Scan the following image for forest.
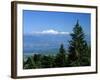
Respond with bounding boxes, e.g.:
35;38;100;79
23;21;91;69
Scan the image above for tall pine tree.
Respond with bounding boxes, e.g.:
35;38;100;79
68;20;90;66
54;44;67;67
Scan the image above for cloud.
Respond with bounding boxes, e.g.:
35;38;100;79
41;29;59;34
31;29;70;35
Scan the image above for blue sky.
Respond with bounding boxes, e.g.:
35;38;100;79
23;10;91;35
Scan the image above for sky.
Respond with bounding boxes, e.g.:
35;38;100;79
23;10;91;35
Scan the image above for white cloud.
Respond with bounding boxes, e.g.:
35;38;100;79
42;29;59;34
31;29;70;35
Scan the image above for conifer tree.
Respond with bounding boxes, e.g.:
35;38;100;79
55;44;66;67
68;20;90;66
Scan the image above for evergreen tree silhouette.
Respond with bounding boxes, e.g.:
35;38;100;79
68;20;90;66
55;44;66;67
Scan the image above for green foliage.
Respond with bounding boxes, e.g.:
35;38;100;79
23;44;68;69
33;54;42;68
54;44;68;67
24;56;36;69
67;20;91;66
41;55;54;68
